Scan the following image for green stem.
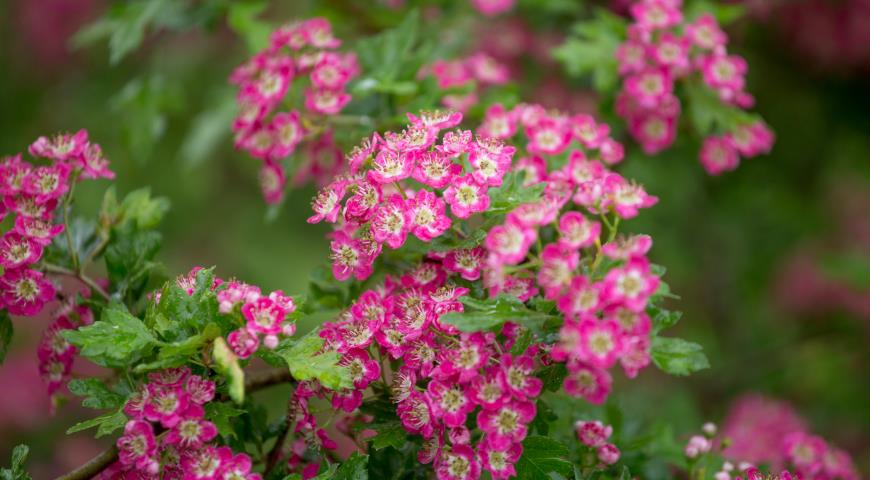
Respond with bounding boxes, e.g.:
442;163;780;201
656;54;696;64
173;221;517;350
62;170;81;271
42;262;110;301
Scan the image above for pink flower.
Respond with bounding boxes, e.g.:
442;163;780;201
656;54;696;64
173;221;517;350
468;368;509;410
307;180;347;223
227;327;260;359
628;113;677;155
616;40;648;76
397;391;435;438
143;384;189;428
563;362;612;404
602;234;653;260
443;174;490;219
784;432;827;477
413;151;462;189
538;243;579;300
165;404;218;449
217;451;259;480
329;231;374;281
185;375;216;404
0;268;55;316
439;129;473;156
444;247;486;281
181;445;225;480
557;212;600;250
479;104;518;139
242;297;286;334
22;164;71;201
650;33;690;73
13;216;64;245
408;111;464;131
602;257;660;311
0;155;32;196
499;354;542;399
477;398;536;449
344;178;382;222
147;367;190;388
603;174;659;219
630;0;682;30
435;444;480;480
79;143;114;179
575;319;624;368
728;122;775;158
268;111;303;159
597;443;621;465
0;232;43;269
340;349;381;389
427;379;475;428
685;14;727;50
28;129;88;162
485;218;537;265
479;440;522;480
116;420;157;471
624;68;673;109
407;190;452;241
700;135;740;175
433;333;490;382
371;194;411;249
369;148;414;184
304;88;351;115
556;276;602;319
575;420;613;448
469;147;511;187
526;117;572;156
700;54;747;92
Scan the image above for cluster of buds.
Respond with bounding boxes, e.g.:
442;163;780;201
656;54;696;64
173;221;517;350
575;420;621;467
230;17;359;203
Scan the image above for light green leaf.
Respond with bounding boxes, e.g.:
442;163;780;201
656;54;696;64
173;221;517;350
552;9;626;92
213;337;245;404
62;304;157;368
440;295;557;333
276;331;351;390
333;452;368;480
227;1;272;52
66;409;128;438
651;337;710;376
0;444;32;480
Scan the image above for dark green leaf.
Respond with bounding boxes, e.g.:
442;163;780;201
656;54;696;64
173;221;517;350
62;303;157;368
685;79;757;135
650;308;682;334
537;363;568;392
367;421;408;451
152;268;222;339
0;444;31;480
205;402;245;438
68;378;125;410
514;436;574;480
104;228;162;300
651;337;710;376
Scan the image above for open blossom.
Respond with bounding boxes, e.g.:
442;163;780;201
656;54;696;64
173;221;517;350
117;420;158;472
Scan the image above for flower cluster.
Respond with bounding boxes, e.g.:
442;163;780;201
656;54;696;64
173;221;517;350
230;17;359;203
317;272;545;480
575;420;621;467
0;130;113;317
37;294;94;399
614;0;774;173
423;53;511;112
477;104;659;404
310;110;520;281
718;396;859;480
100;366;261;480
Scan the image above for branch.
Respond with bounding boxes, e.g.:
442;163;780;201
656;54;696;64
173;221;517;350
42;263;111;301
53;445;118;480
55;368;295;480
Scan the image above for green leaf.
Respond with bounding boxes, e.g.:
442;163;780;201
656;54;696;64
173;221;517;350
510;326;534;356
353;10;424;93
118;188;170;230
487;172;547;215
537;363;568;392
213;337;245;404
181;90;237;168
333;452;369;480
276;332;351;390
62;303;157;368
0;312;11;365
104;228;163;300
67;379;125;410
514;436;574;480
0;445;32;480
819;251;870;289
650;308;682;334
553;9;626;92
66;409;128;438
651;337;710;376
227;1;272;52
152;268;222;339
366;421;408;451
685;79;757;135
440;295;557;333
205;402;245;438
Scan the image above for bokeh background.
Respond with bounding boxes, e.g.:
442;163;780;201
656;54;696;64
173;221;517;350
1;0;867;477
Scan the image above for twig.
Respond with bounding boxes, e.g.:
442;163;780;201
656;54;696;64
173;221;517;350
264;394;296;473
42;263;110;301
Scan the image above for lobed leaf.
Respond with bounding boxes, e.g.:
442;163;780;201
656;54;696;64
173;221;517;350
651;337;710;376
62;303;157;368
